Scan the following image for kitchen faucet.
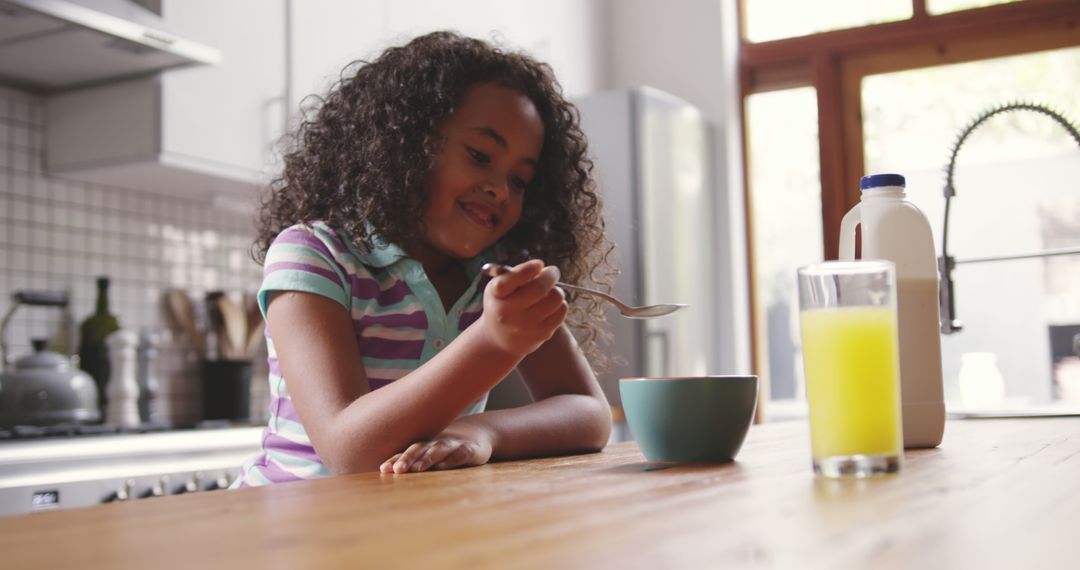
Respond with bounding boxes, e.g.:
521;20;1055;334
938;101;1080;334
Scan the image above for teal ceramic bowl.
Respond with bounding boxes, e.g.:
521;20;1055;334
620;375;759;463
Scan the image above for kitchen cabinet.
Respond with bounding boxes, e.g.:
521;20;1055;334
45;0;286;197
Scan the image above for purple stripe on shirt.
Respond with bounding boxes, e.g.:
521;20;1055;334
356;311;428;329
369;279;413;305
268;357;281;378
357;337;425;360
266;261;344;289
459;310;482;330
249;455;306;484
273;227;336;253
351;277;381;300
368;378;394;390
268;396;302;423
350;278;411;305
318;225;353;256
264;432;322;464
383;279;414;302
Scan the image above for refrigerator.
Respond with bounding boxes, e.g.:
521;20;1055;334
575;87;720;409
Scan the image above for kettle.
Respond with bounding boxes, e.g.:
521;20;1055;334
0;291;101;426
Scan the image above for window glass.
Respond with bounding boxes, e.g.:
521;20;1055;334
927;0;1022;15
862;47;1080;410
746;87;822;413
744;0;911;43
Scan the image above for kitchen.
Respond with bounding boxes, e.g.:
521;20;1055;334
2;0;1080;567
0;0;746;512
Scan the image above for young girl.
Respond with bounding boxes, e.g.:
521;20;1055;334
234;30;615;486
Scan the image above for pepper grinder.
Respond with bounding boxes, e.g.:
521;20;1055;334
106;330;141;427
137;330;161;425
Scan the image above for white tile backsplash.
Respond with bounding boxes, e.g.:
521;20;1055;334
0;87;264;362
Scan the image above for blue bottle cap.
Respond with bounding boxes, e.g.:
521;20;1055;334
860;173;906;190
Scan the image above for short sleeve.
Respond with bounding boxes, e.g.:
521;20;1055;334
258;224;352;315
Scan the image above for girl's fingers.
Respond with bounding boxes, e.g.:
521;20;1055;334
387;441;468;473
493;267;560;311
387;438;487;473
411;441;455;472
518;266;561;302
488;260;545;299
380;453;403;473
434;442;474;470
540;301;569;330
393;442;429;473
529;287;567;319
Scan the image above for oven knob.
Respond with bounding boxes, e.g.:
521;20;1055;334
105;479;136;503
175;472;203;494
204;476;231;491
140;476;168;499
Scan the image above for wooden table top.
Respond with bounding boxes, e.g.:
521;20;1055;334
2;417;1078;569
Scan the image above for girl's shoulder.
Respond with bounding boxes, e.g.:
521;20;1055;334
268;222;367;270
270;221;414;277
261;222;367;311
272;221;341;245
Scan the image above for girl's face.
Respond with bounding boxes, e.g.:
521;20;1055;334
416;82;544;266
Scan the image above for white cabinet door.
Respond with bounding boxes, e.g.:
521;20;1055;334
46;0;286;196
161;0;286;182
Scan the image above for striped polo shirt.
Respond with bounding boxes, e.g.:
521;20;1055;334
233;222;494;487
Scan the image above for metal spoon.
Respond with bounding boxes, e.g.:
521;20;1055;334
481;263;687;319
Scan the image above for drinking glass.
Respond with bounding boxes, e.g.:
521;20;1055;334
797;260;903;477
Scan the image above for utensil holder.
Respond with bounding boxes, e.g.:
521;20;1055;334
201;360;253;421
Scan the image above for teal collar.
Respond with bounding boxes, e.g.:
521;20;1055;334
342;224;499;279
357;234;408;269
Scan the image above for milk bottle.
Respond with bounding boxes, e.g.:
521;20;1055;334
839;173;945;448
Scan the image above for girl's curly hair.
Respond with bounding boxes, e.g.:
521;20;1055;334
255;30;615;370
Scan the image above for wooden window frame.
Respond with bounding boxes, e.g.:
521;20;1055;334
737;0;1080;411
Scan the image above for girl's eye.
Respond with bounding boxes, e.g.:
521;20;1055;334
466;147;490;165
510;177;529;191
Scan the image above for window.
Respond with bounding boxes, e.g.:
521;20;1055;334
862;47;1080;408
928;0;1022;15
746;88;821;409
743;0;911;43
738;0;1080;416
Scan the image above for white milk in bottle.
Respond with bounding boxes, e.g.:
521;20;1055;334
839;173;945;448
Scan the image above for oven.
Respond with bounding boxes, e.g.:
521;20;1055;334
0;423;263;517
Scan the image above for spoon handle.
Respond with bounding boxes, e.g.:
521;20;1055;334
553;282;628;310
480;263;627;309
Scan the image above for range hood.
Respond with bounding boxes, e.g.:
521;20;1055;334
0;0;221;92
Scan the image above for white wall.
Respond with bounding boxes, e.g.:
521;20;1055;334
608;0;728;120
607;0;752;374
288;0;610;113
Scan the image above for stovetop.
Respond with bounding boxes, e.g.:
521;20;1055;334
0;421;235;441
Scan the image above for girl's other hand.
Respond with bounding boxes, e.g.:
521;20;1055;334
379;422;494;474
479;259;567;357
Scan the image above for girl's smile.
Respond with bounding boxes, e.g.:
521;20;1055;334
411;82;544;271
459;200;499;229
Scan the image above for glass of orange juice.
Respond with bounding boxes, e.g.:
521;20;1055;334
797;260;903;477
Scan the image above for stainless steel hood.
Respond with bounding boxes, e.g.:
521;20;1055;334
0;0;221;92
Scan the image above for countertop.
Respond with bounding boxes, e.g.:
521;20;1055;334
0;426;264;487
2;418;1078;569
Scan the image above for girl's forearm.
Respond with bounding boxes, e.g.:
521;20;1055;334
326;324;521;472
453;393;612;461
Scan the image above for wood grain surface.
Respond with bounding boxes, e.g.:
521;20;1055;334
2;418;1078;569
